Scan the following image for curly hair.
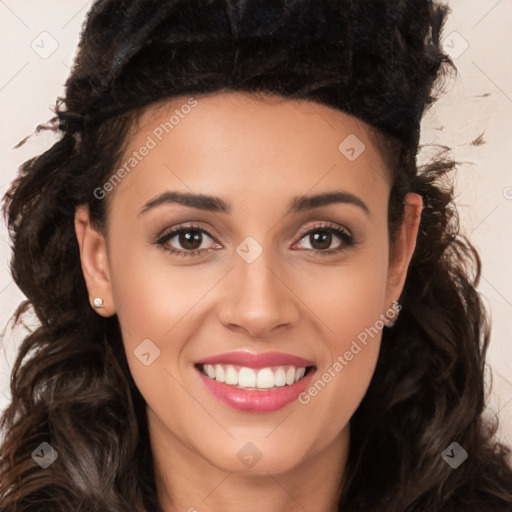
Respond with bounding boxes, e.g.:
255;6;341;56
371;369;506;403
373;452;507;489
1;1;512;511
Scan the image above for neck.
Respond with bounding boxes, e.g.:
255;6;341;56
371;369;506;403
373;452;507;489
149;408;350;512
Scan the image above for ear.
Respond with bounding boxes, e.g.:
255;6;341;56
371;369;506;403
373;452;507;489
385;192;423;305
74;205;116;316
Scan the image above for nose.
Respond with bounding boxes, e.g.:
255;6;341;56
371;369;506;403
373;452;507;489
217;250;301;339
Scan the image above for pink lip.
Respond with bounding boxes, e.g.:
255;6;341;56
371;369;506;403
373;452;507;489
197;369;316;412
196;351;316;412
195;351;315;369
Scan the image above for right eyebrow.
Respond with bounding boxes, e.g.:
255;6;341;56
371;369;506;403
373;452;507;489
139;191;230;216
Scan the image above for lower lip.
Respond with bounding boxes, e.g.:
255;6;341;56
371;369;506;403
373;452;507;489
197;368;316;412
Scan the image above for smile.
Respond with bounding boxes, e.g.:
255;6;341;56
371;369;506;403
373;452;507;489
198;363;309;390
195;351;316;412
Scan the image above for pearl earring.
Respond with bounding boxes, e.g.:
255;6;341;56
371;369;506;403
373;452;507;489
384;300;400;328
93;297;104;308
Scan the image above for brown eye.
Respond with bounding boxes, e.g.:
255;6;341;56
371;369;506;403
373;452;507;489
306;231;334;251
294;223;355;255
155;225;219;257
175;229;204;251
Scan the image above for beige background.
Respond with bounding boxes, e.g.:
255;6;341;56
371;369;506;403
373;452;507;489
0;1;511;454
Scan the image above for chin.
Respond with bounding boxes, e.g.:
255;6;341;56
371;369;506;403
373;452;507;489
201;437;311;476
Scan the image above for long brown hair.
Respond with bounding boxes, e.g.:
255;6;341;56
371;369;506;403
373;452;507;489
2;1;512;511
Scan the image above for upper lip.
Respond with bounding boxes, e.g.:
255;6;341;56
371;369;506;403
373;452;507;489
195;351;315;369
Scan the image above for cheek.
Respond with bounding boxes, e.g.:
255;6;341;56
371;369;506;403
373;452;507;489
108;262;199;428
315;238;390;345
296;244;389;443
297;321;382;454
106;239;226;402
108;232;214;347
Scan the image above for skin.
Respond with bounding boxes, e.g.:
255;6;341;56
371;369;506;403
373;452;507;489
74;91;422;512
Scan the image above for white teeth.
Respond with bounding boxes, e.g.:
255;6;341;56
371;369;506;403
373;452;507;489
224;365;238;385
257;368;275;388
201;364;309;390
239;367;256;388
206;365;216;379
295;367;305;381
214;364;225;383
274;368;286;387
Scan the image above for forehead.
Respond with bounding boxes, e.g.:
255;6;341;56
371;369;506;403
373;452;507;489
107;91;390;216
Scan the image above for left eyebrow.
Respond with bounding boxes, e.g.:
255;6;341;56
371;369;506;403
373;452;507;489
138;190;370;218
286;191;371;218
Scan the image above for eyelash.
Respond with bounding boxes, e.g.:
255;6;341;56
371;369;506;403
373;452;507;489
154;221;357;258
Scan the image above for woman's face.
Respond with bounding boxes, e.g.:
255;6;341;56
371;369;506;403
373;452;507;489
75;91;421;478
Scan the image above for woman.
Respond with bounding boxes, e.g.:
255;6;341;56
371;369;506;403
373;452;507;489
1;1;511;511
